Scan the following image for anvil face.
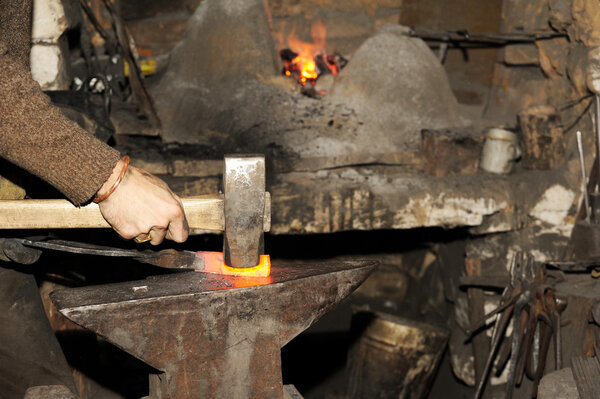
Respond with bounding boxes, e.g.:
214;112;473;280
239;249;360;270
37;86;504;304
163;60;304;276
51;260;377;399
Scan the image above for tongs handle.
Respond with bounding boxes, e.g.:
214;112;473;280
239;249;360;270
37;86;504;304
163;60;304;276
19;239;145;258
19;239;199;270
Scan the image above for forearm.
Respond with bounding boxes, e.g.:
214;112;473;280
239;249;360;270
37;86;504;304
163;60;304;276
0;42;121;205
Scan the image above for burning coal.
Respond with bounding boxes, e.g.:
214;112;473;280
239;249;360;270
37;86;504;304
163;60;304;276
279;20;347;88
280;49;347;86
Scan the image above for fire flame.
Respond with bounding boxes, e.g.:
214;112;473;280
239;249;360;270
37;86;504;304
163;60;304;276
293;54;318;85
280;20;342;87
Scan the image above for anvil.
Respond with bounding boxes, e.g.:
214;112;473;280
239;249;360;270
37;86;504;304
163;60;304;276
50;259;377;398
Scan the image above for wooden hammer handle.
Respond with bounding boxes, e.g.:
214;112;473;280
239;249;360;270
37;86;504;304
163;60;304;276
0;196;225;231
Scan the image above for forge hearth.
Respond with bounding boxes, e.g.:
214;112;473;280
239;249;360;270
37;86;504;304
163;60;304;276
150;0;466;172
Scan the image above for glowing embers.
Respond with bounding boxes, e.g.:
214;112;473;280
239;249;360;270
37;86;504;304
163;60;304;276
279;20;347;90
280;49;346;87
195;251;271;277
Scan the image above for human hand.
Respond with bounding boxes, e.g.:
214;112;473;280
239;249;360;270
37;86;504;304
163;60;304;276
97;159;189;245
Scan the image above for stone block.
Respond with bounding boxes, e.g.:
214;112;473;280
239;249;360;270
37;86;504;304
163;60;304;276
172;159;222;177
572;0;600;47
567;44;590;96
587;46;600;94
421;128;483;177
537;37;569;78
549;0;572;32
24;385;78;399
501;0;552;33
538;368;579;399
518;105;565;170
504;44;539;65
130;158;172;175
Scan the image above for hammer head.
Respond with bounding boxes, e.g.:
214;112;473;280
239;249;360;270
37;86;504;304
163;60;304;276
223;155;268;268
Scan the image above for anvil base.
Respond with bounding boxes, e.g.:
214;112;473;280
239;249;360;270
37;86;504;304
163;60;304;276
51;260;377;399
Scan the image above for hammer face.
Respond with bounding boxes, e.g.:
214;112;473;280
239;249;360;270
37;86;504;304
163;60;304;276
223;155;266;268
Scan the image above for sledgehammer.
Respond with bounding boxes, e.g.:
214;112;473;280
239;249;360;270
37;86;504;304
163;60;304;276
0;154;270;271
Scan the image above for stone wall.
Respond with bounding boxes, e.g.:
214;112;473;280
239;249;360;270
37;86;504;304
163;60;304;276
485;0;599;129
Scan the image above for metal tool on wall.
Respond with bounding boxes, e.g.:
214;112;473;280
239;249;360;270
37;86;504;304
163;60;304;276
564;112;600;263
592;95;600;221
577;97;600;223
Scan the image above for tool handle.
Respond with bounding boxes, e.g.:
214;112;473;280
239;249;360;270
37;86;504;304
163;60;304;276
0;196;225;231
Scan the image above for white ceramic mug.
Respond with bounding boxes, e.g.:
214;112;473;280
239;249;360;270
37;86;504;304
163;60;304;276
480;128;521;174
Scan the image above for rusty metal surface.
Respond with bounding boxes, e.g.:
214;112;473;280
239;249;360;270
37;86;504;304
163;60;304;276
223;155;266;268
51;259;377;399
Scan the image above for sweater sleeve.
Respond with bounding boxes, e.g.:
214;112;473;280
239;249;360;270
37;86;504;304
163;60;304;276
0;42;122;205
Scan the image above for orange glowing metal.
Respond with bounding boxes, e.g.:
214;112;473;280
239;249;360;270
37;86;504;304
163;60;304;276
195;251;271;277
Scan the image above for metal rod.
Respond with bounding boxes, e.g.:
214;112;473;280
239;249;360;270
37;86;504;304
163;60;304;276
596;95;600;193
408;28;566;45
577;131;591;222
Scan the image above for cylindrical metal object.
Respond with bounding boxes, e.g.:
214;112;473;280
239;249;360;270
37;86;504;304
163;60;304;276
479;128;521;175
346;311;449;399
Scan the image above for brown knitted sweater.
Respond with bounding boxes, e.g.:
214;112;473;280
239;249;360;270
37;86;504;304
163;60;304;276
0;0;121;205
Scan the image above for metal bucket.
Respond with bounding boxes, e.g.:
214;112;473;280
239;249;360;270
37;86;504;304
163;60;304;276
346;311;449;399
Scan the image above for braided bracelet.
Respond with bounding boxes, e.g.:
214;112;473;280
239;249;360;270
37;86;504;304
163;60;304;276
94;155;130;203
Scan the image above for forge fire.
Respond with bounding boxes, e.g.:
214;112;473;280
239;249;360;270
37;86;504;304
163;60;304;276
280;48;347;86
279;20;347;87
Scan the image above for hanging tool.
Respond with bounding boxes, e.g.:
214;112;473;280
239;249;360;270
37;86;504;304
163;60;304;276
591;95;600;223
577;131;591;223
462;252;567;399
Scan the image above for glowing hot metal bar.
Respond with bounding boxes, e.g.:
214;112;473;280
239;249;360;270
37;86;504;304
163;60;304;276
197;251;271;277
